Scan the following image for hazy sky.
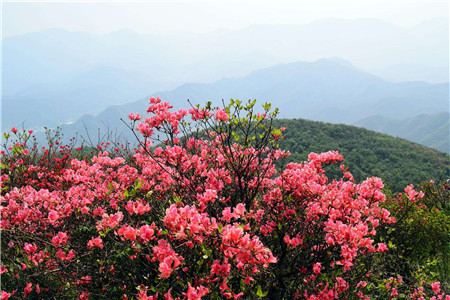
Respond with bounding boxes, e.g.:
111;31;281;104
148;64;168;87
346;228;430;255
2;0;448;38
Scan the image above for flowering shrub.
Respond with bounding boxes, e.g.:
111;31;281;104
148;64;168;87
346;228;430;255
1;98;448;299
375;180;450;291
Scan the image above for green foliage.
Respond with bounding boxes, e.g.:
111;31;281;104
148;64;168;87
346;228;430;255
274;118;450;192
377;180;450;292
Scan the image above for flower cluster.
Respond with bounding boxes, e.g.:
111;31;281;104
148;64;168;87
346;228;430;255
1;98;447;299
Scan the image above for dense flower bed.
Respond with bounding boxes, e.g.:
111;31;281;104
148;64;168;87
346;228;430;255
1;98;448;299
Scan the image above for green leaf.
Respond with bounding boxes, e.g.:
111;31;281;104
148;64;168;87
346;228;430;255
256;285;268;297
134;178;143;189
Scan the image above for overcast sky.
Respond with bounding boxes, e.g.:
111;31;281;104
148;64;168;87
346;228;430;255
1;0;448;38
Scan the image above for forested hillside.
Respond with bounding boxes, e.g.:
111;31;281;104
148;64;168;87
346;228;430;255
354;112;450;153
274;118;450;192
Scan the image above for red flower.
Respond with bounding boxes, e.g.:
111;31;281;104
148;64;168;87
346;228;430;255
431;282;441;294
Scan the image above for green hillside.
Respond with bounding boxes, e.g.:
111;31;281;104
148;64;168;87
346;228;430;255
274;118;450;192
354;112;450;153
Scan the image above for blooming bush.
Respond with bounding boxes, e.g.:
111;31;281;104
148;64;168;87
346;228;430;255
1;98;448;299
375;180;450;291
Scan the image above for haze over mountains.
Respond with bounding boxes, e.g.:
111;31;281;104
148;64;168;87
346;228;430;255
2;18;449;153
50;58;448;153
354;112;450;153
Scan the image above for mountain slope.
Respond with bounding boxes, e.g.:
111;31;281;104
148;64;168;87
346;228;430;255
3;18;448;129
2;66;160;130
354;113;450;153
5;18;446;95
33;115;449;194
48;58;448;151
274;118;450;192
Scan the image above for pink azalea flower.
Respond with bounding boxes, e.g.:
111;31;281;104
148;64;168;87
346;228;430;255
431;282;440;294
215;109;229;122
87;236;104;250
377;243;388;253
48;210;59;223
128;112;141;121
313;262;322;274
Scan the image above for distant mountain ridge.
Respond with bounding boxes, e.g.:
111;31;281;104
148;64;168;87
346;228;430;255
2;66;160;129
28;58;447;153
3;18;448;130
354;112;450;153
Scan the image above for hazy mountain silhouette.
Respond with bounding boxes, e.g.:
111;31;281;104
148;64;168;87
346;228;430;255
3;18;448;129
2;66;161;129
47;58;448;152
354;112;450;153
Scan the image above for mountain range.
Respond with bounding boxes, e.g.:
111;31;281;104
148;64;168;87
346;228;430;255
354;112;449;153
2;18;448;130
41;58;448;153
2;19;449;154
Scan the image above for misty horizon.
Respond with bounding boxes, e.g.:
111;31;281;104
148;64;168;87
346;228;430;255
3;16;449;39
2;2;449;153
